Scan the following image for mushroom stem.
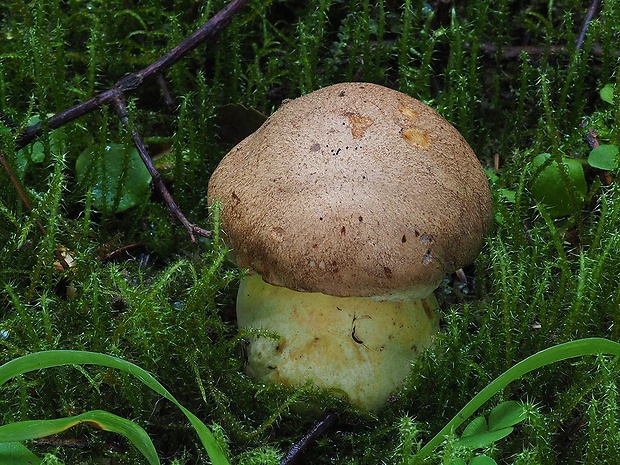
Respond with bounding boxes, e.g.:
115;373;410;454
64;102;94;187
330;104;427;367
236;274;439;413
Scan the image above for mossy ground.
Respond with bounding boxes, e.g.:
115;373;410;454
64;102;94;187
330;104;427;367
1;1;620;464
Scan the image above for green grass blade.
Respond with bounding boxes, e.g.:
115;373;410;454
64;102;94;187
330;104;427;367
0;442;42;465
0;410;158;465
412;338;620;463
0;350;230;465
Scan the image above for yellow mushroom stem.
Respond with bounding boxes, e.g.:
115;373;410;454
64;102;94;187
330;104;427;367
236;273;440;413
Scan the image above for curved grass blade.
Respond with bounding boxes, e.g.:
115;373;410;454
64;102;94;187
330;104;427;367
412;338;620;464
0;350;230;465
0;410;157;465
0;441;42;465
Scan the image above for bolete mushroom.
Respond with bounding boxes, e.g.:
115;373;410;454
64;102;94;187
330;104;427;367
207;82;492;412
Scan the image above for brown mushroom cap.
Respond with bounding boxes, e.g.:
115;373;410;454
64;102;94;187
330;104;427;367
207;82;492;299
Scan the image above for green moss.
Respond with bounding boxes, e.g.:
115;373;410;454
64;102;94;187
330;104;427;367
2;0;620;463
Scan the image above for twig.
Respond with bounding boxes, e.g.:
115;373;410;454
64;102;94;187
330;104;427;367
15;0;251;150
580;119;613;185
4;0;250;242
1;149;72;269
111;94;211;241
279;412;339;465
584;128;600;150
0;109;17;129
17;0;249;150
0;150;46;237
156;74;177;111
575;0;601;51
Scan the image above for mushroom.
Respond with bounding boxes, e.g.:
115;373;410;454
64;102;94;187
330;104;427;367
207;82;492;412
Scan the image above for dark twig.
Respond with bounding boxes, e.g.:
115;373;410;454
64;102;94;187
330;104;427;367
1;149;72;269
0;150;46;237
279;412;339;465
581;119;613;185
0;109;17;129
15;0;251;150
584;128;600;150
5;0;250;242
575;0;601;51
111;94;211;242
156;74;177;111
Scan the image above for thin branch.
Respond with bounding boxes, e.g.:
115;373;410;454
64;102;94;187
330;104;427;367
0;150;46;236
111;94;211;241
279;412;339;465
15;88;117;150
0;109;17;129
0;149;72;269
15;0;251;150
135;0;250;79
156;74;177;111
576;0;601;51
4;0;250;243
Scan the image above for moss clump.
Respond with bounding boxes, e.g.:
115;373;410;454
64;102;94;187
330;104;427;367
2;0;620;464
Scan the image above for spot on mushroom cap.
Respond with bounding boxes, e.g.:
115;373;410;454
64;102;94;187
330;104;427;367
207;82;492;299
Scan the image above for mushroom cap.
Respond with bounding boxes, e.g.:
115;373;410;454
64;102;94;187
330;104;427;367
207;82;492;300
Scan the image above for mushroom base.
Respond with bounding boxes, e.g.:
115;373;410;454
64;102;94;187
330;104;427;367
236;274;440;413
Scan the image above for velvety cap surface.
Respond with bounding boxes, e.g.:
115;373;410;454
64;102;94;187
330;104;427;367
207;82;492;299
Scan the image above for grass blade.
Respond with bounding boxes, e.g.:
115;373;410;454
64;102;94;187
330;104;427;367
0;410;158;465
0;350;230;465
0;441;42;465
412;338;620;463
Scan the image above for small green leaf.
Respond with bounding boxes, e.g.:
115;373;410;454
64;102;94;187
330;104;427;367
0;411;158;465
75;143;152;213
588;144;618;171
28;142;46;163
530;153;587;218
455;402;524;450
484;168;499;184
499;188;516;203
600;83;615;104
488;401;525;431
0;442;42;465
453;427;514;449
15;115;62;179
414;338;620;462
461;416;487;437
470;455;498;465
